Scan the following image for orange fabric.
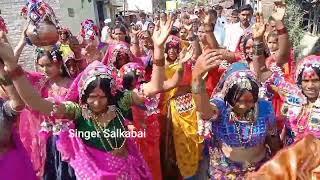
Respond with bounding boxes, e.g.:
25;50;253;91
247;135;320;180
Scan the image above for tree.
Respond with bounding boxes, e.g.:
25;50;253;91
284;0;305;58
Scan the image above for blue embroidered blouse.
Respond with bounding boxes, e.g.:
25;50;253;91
210;97;277;148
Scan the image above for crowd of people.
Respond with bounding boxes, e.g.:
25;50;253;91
0;0;320;180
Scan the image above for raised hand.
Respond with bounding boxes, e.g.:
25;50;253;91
272;1;286;21
0;31;16;66
199;8;216;25
131;25;141;36
152;13;174;47
193;50;223;78
179;45;193;64
252;13;266;41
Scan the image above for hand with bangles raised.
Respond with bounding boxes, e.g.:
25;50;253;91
252;13;266;41
199;7;216;26
192;50;223;80
152;13;174;47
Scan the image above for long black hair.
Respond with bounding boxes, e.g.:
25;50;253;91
81;76;133;120
36;48;70;78
122;71;136;90
224;79;260;107
81;76;120;105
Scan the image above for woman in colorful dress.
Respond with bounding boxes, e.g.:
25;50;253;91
12;7;77;178
0;17;37;180
82;20;104;62
192;53;281;178
120;53;185;179
1;15;174;179
262;3;293;138
263;55;320;145
160;34;203;179
18;48;75;179
102;42;143;69
57;28;73;59
120;62;161;179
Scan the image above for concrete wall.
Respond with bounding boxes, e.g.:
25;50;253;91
59;0;97;35
0;0;64;71
0;0;99;70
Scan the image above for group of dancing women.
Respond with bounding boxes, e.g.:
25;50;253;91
0;1;320;180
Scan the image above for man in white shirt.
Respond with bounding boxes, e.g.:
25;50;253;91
100;18;111;43
224;9;240;34
213;5;227;46
227;9;240;26
214;5;227;27
136;12;150;31
223;4;253;52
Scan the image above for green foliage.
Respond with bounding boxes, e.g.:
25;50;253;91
284;0;305;56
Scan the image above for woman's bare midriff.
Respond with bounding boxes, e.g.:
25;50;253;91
221;143;266;164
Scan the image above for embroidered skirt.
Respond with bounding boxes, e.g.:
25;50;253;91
208;145;270;180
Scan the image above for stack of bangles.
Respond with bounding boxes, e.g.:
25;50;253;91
253;41;265;56
191;79;206;94
153;58;165;66
5;65;25;80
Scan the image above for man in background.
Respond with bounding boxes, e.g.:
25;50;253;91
136;12;150;31
101;18;111;43
223;4;253;52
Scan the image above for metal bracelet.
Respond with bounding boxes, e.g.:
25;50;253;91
153;58;165;66
191;80;206;94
